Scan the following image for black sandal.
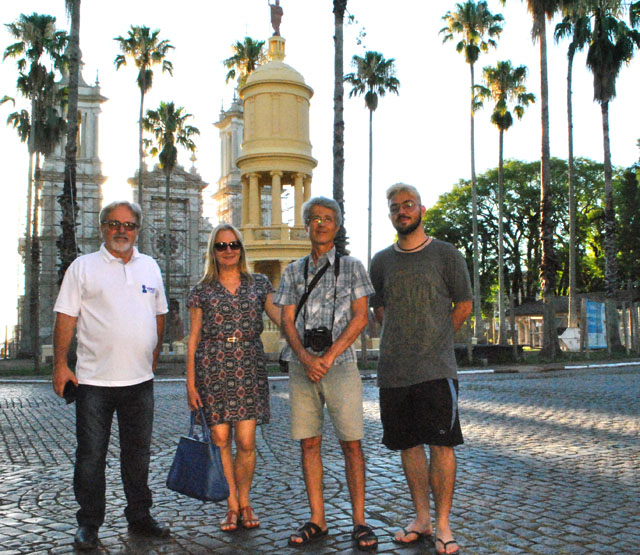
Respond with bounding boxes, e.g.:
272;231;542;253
287;521;328;547
352;524;378;552
436;537;460;555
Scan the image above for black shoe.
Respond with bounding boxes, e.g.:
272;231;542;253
128;516;171;538
74;525;98;550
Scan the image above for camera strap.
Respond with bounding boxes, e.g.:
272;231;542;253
300;253;340;332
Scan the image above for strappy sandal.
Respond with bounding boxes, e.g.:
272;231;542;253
240;505;260;529
287;521;329;547
220;509;239;532
352;524;378;552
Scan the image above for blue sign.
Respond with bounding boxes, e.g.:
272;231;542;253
586;300;606;348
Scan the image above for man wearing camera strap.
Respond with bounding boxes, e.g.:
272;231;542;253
274;196;377;551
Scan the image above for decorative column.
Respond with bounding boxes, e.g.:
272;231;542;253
241;178;249;226
294;172;304;226
270;171;283;225
248;172;260;226
303;175;311;203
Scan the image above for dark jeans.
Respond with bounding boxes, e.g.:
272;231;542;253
74;379;154;527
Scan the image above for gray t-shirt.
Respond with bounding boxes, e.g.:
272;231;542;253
369;239;472;388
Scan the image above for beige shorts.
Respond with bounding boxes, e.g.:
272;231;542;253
288;361;363;441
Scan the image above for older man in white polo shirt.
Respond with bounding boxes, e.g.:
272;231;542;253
52;200;169;551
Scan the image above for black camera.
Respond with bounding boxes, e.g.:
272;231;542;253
303;326;333;352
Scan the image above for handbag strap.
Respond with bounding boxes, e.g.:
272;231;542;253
189;407;212;444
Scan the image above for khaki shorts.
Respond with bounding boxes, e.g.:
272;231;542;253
288;361;363;441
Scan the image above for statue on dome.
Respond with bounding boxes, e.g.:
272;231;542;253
269;0;283;36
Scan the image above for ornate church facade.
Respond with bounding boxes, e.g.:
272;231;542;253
19;64;210;351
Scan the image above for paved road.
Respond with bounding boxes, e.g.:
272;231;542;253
0;365;638;554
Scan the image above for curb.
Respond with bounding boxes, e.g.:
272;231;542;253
2;361;639;385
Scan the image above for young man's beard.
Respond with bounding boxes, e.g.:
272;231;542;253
395;216;422;236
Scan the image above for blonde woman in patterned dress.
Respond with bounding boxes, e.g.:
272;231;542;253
186;224;280;532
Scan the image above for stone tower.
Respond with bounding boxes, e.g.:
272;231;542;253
34;67;107;345
236;34;316;287
213;95;243;228
130;162;211;343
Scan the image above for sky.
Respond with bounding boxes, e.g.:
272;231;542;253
1;0;639;338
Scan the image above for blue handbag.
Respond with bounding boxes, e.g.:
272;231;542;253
166;407;230;502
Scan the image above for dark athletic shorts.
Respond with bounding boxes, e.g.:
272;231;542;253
379;378;463;451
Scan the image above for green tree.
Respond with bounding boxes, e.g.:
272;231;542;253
3;12;67;363
440;0;503;342
615;165;640;285
585;2;640;292
142;101;199;306
344;50;399;270
222;36;265;87
423;158;616;323
57;0;82;285
477;61;535;344
333;0;349;255
114;25;174;250
585;1;640;347
554;7;591;327
517;0;564;358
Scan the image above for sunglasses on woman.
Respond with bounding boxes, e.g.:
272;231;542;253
214;241;242;252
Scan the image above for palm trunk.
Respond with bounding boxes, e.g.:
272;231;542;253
361;108;373;363
566;51;577;328
332;0;348;254
601;100;621;348
469;63;483;342
21;96;38;356
367;109;373;270
58;0;81;284
537;15;559;359
21;150;34;355
498;129;506;345
137;89;145;251
31;156;42;373
164;171;171;303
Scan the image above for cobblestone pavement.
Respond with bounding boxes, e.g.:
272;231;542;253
0;365;638;554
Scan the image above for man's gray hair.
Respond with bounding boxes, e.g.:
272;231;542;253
302;196;343;227
99;200;142;226
386;183;422;205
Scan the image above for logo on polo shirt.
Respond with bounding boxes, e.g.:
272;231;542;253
142;285;157;294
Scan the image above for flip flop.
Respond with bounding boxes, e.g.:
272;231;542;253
288;521;328;547
393;527;433;546
436;537;460;555
352;524;378;552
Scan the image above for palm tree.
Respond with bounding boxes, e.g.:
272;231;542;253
344;51;400;270
555;8;591;329
114;26;174;251
333;0;348;255
517;0;563;359
440;0;504;343
57;0;82;285
3;13;67;362
142;101;199;307
585;1;640;346
477;61;535;345
223;36;266;87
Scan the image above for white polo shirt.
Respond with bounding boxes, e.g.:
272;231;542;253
54;244;168;386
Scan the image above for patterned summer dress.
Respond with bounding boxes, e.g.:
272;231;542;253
187;273;274;426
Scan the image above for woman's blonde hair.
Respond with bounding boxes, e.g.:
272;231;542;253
200;223;250;284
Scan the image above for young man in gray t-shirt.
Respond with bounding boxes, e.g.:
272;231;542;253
370;183;472;555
